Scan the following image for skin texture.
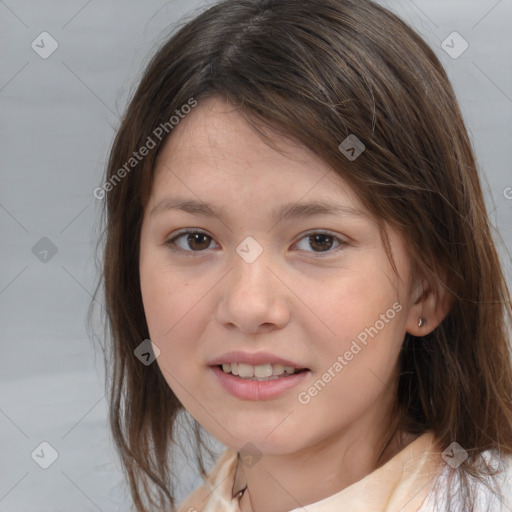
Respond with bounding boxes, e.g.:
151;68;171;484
139;97;451;512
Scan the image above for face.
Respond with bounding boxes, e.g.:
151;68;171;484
139;96;419;455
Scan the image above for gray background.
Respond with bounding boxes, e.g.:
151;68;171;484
1;1;511;511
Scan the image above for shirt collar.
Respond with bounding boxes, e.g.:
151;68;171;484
230;432;442;511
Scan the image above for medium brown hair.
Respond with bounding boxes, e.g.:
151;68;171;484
91;0;512;510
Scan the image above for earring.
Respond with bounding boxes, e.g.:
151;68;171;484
418;317;426;328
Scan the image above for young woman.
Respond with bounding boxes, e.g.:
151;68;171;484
95;0;512;510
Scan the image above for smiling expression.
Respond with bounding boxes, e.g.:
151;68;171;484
139;96;420;454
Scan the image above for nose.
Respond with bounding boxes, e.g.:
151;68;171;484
214;249;291;334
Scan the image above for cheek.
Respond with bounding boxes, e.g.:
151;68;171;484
306;267;402;342
301;267;407;400
139;257;213;397
139;256;200;345
140;271;197;397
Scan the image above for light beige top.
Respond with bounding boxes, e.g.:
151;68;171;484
177;432;445;512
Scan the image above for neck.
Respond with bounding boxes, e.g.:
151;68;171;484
238;395;414;512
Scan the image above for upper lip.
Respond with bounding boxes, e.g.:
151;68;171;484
209;351;308;369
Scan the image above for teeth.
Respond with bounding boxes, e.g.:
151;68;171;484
254;364;272;378
238;363;254;378
272;364;285;376
220;362;299;379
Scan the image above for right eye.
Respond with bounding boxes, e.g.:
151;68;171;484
166;229;219;254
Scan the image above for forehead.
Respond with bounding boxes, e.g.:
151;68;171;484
150;96;365;213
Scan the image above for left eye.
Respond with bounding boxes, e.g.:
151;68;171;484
294;233;342;253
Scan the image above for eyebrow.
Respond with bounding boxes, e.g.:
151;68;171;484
150;196;367;222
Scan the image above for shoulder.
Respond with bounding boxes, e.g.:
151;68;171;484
176;448;239;512
420;450;512;511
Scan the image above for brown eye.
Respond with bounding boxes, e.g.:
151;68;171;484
309;234;334;252
186;233;212;250
167;231;216;253
294;232;343;254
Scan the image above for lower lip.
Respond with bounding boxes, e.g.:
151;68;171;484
211;366;310;401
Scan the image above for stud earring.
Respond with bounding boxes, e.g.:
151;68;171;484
418;317;426;328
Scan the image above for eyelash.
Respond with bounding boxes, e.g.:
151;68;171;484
164;229;348;257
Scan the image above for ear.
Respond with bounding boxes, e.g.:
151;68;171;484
405;273;454;336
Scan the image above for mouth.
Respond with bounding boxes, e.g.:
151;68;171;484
208;351;311;399
216;362;309;381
